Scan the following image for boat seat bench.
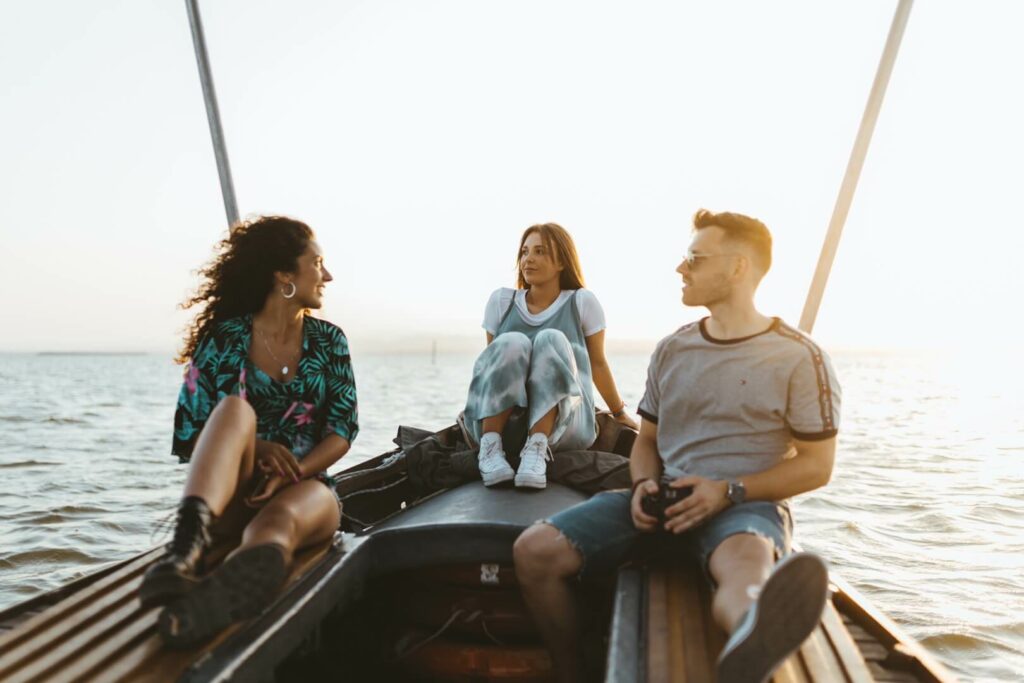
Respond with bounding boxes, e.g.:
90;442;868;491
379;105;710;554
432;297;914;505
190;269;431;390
607;561;875;683
0;538;334;683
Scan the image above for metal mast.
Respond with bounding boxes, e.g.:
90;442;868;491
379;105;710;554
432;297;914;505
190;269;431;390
185;0;240;228
799;0;914;333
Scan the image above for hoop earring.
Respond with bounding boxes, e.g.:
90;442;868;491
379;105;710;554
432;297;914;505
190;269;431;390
282;282;297;299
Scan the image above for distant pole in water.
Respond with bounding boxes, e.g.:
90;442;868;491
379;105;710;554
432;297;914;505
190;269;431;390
185;0;240;229
799;0;914;334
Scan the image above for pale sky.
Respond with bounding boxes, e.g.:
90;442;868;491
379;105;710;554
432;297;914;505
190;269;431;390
2;1;1022;354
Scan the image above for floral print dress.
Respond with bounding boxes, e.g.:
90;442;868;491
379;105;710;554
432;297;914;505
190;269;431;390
172;314;359;486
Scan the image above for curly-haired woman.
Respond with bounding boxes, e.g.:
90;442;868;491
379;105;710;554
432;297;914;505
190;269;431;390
466;223;638;489
140;216;358;647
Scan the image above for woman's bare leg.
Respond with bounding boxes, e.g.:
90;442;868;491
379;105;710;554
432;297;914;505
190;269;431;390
481;407;515;435
529;406;558;437
233;480;341;566
182;396;258;516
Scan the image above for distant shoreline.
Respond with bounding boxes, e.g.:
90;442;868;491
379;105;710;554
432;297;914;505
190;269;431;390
35;351;151;357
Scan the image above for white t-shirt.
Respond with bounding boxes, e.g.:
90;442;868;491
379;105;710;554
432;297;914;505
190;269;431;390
481;288;606;337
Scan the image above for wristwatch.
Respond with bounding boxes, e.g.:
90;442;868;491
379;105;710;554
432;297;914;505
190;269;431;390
726;480;747;506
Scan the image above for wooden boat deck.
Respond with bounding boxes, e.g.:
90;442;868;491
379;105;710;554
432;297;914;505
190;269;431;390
618;561;876;683
0;539;336;683
0;481;957;682
608;555;955;683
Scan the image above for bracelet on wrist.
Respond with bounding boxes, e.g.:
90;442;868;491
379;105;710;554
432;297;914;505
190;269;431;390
612;402;628;418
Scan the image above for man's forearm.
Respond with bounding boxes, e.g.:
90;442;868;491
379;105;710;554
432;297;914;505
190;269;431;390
629;433;663;485
734;439;835;502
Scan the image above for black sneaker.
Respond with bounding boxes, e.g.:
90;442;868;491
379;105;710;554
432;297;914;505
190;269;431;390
158;543;288;648
717;552;829;683
139;496;213;607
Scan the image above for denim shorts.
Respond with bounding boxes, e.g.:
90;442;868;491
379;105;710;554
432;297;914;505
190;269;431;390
544;489;793;580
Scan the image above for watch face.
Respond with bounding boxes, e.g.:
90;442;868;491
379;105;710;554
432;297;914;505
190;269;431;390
728;482;746;504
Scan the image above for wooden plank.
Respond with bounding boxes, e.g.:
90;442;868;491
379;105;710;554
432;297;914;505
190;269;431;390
794;625;846;682
0;538;332;683
867;661;921;683
831;575;956;683
105;617;244;683
0;555;137;629
91;540;333;683
605;568;642;683
646;568;671;683
3;597;151;683
664;567;688;683
0;569;150;675
772;656;810;683
44;610;158;683
820;600;874;683
671;562;712;683
79;633;166;683
0;549;159;659
0;554;160;680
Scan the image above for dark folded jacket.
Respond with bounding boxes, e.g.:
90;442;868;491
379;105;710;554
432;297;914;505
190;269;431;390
398;410;632;496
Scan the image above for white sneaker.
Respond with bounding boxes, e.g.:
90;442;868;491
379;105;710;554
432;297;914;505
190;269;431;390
477;433;514;486
717;552;829;683
514;433;551;489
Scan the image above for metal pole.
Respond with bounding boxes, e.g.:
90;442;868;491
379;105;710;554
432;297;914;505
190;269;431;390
798;0;914;333
185;0;240;228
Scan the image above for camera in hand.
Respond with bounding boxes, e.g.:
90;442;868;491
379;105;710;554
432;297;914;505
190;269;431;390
641;477;694;521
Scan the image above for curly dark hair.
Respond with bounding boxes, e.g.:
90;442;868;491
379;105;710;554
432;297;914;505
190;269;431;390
177;216;314;364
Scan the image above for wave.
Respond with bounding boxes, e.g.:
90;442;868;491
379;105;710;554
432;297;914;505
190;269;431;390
0;415;89;425
0;548;100;568
43;416;89;425
0;460;61;469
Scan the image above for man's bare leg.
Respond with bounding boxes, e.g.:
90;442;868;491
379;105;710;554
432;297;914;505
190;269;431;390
514;523;585;683
711;535;829;683
708;533;774;632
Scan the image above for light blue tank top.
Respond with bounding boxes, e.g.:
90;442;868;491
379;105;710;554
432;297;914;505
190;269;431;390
495;290;596;428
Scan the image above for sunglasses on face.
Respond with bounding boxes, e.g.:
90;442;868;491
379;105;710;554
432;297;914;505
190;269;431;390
683;250;740;269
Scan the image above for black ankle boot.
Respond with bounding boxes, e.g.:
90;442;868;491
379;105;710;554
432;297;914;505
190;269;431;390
139;496;213;607
159;544;288;648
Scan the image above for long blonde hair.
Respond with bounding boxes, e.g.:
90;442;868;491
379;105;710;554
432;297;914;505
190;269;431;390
515;223;586;290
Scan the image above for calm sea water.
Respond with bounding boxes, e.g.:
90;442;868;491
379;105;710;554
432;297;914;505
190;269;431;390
0;349;1021;681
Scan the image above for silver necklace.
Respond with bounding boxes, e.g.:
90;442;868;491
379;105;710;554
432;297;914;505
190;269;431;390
255;327;298;376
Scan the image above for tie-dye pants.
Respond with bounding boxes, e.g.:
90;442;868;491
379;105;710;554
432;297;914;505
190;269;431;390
464;329;596;451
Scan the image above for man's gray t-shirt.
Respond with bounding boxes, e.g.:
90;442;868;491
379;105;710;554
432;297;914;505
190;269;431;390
637;318;841;482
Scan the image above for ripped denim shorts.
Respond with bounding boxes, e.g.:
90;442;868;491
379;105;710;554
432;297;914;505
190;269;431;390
544;489;792;581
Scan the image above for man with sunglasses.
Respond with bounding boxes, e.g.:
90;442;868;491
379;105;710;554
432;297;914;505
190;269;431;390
513;209;841;683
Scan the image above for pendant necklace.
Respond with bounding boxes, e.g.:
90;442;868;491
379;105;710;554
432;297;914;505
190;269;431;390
256;327;297;377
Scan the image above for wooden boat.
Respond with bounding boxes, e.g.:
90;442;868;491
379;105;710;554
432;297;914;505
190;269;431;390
0;424;958;683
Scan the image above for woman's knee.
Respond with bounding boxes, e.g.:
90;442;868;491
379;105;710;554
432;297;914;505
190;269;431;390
212;395;256;428
256;482;338;539
245;504;299;545
532;328;570;352
513;523;581;581
490;331;532;356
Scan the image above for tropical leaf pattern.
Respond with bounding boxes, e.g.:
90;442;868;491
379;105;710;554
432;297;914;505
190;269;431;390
172;314;358;463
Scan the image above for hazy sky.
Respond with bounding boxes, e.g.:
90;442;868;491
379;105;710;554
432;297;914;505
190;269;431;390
2;1;1022;354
